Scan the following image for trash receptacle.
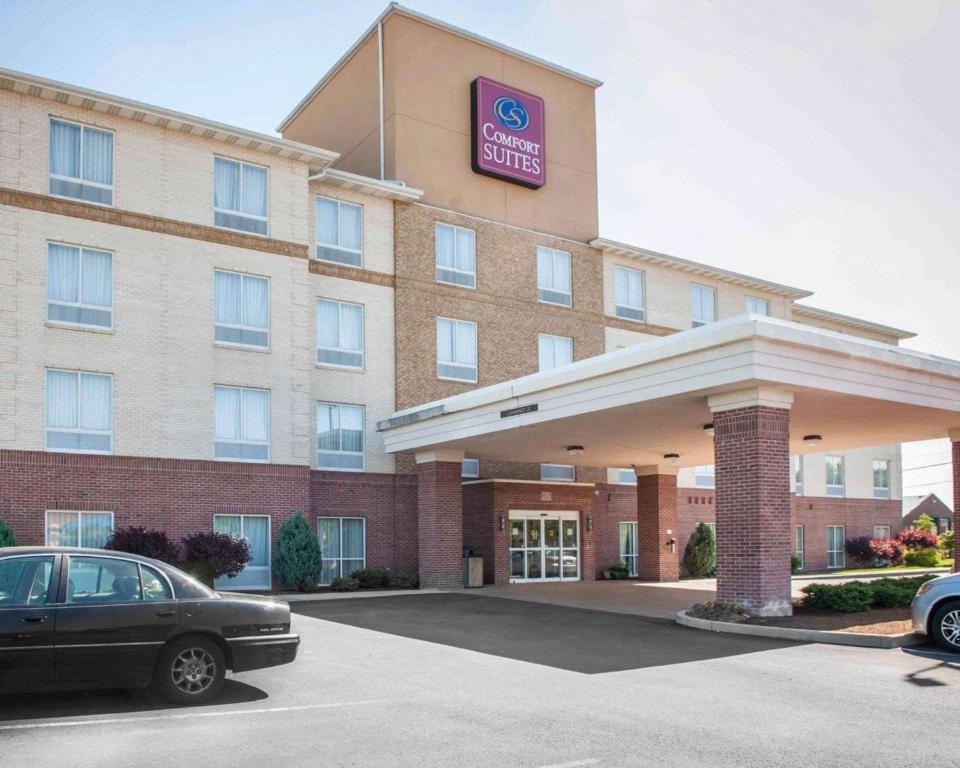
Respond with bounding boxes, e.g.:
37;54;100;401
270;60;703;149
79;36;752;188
463;555;483;588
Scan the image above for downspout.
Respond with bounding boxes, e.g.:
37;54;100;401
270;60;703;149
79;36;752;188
378;21;385;181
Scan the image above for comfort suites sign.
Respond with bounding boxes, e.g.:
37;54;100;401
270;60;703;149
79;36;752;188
471;76;545;189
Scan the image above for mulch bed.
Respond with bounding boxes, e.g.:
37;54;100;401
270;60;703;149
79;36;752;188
744;606;913;635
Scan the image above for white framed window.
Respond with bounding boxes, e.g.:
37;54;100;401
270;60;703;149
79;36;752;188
825;455;845;497
214;270;269;349
538;334;573;372
873;525;891;540
214;156;268;235
316;299;364;369
315;196;362;266
536;246;571;307
540;463;575;482
214;385;270;462
690;284;716;327
795;525;804;570
49;118;114;206
615;468;637;485
317;402;364;471
47;242;113;329
873;459;890;499
693;465;715;488
793;456;803;496
615;266;645;322
436;317;477;382
318;517;365;585
45;510;114;548
213;514;271;590
826;525;845;569
619;521;638;577
45;369;112;454
435;223;476;288
746;297;769;316
462;458;480;478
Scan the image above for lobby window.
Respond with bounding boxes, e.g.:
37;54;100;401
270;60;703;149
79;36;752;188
318;517;365;585
436;317;477;382
214;157;268;235
214;270;269;349
538;334;573;372
315;196;362;267
540;463;575;482
317;299;364;369
795;525;804;570
614;266;646;322
435;223;476;288
317;402;364;471
690;284;716;327
792;456;803;495
873;459;890;499
213;514;271;590
213;385;270;462
536;246;571;307
826;525;845;568
46;369;112;454
746;297;769;316
47;242;113;329
616;468;637;485
874;525;891;540
619;522;638;577
694;465;715;488
49;118;114;206
45;510;113;548
825;455;845;497
462;458;480;478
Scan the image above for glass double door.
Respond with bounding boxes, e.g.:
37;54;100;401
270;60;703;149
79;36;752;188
509;513;580;582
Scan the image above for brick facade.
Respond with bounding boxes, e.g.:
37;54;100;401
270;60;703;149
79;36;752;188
415;460;464;588
635;473;679;581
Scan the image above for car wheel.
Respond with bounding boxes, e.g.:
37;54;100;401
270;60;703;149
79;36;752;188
154;636;226;705
931;600;960;654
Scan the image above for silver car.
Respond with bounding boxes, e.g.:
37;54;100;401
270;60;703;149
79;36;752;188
912;572;960;652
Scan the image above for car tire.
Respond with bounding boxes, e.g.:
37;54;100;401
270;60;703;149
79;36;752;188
154;635;226;705
931;600;960;654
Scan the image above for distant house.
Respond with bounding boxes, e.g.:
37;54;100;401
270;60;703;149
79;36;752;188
902;494;954;534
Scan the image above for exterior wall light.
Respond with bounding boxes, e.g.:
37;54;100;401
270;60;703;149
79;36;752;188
566;445;584;456
498;514;505;532
586;515;593;533
803;435;823;446
703;423;715;436
664;453;680;463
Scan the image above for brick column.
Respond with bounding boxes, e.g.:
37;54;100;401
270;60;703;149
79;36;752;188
635;465;679;581
709;388;794;616
415;449;465;589
951;430;960;573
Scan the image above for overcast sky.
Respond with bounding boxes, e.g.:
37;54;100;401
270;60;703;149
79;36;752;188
1;0;956;505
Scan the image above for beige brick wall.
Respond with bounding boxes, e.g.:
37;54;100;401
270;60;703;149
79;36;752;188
798;445;901;501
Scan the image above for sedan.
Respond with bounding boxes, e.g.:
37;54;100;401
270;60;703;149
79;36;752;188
912;571;960;653
0;547;299;704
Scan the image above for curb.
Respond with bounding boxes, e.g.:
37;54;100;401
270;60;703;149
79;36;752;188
270;588;452;603
675;610;923;649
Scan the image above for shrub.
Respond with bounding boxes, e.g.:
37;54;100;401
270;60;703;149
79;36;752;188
870;577;929;608
608;563;630;580
0;520;15;548
844;537;874;566
683;522;716;578
388;572;419;589
273;513;323;592
801;582;874;612
913;514;936;533
791;554;802;574
104;526;180;564
870;537;904;566
350;568;390;589
330;576;360;592
181;531;251;587
903;549;940;568
940;529;954;556
898;528;939;550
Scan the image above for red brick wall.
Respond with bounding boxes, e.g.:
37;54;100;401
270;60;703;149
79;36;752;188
415;460;464;588
462;482;496;582
591;484;637;576
636;473;679;581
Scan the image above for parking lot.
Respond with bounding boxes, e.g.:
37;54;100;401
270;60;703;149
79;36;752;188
1;592;958;767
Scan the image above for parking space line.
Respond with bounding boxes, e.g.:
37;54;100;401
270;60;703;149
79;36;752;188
535;760;600;768
0;699;390;731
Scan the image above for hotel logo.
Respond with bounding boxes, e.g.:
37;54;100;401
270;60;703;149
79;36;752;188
471;76;545;189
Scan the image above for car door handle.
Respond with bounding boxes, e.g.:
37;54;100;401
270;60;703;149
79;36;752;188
22;615;47;624
154;609;176;618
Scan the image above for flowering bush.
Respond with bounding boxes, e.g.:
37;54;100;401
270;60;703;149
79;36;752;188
869;537;905;566
897;528;939;550
105;526;180;564
181;531;251;587
844;536;874;565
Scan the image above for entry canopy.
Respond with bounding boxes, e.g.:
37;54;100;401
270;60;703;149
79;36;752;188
378;315;960;469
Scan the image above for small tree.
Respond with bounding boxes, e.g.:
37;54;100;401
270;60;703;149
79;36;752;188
104;526;180;564
870;537;905;566
940;529;955;558
683;522;716;578
273;513;323;592
913;514;936;533
182;531;251;587
0;520;15;548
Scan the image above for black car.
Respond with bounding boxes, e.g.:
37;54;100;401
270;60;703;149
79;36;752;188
0;547;299;704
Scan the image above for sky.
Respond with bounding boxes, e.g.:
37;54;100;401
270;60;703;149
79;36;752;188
1;0;957;505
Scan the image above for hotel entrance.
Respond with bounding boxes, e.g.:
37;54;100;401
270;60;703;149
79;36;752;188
508;510;580;582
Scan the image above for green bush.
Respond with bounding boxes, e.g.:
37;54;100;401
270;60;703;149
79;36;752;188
0;520;15;548
388;571;419;589
903;548;940;568
940;529;954;556
608;563;630;580
683;522;716;578
913;514;936;533
330;576;360;592
802;575;935;612
869;577;928;608
350;568;390;589
791;554;802;574
273;513;324;592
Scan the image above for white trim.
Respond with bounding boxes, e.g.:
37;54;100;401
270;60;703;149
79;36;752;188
309;168;423;201
795;524;804;570
791;303;915;341
460;478;595;487
708;387;795;413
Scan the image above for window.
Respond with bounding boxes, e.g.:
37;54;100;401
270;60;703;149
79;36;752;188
540;463;575;482
47;243;112;329
538;334;573;372
49;118;114;205
317;517;365;585
746;297;769;316
793;456;803;496
435;223;476;288
795;525;804;570
873;525;891;540
615;266;645;322
142;565;173;601
436;317;477;382
317;402;364;471
213;514;271;590
213;386;270;462
690;284;716;327
316;299;364;369
0;557;54;607
46;369;112;453
214;156;268;235
826;525;845;568
462;458;480;478
615;468;637;486
536;246;571;306
315;196;362;266
214;270;269;348
694;465;715;488
619;522;638;577
825;455;844;497
873;459;890;499
66;556;142;604
45;510;114;548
